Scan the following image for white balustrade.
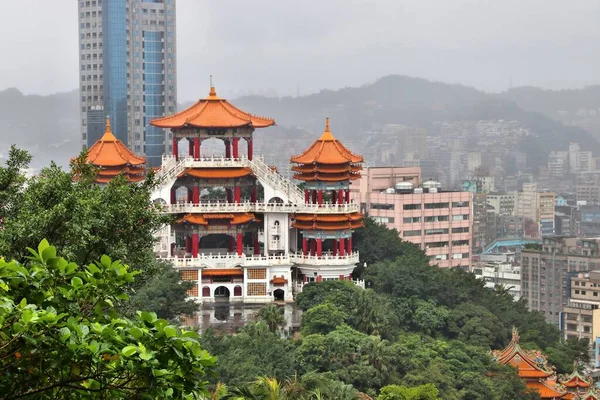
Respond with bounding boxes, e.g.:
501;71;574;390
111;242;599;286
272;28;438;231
290;252;360;266
160;201;360;215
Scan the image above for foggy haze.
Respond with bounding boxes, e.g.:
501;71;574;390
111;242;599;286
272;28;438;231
0;0;598;99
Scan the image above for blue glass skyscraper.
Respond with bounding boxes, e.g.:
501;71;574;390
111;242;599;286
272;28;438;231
78;0;177;167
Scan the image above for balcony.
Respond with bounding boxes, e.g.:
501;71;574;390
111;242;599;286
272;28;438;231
160;201;360;215
290;252;360;266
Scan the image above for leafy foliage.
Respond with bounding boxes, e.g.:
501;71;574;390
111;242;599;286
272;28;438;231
0;240;215;399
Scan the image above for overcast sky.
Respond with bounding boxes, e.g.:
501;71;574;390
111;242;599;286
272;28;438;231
0;0;598;100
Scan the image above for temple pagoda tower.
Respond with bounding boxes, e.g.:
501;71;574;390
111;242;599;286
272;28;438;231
559;365;597;400
85;117;146;184
492;328;567;399
148;84;364;305
290;118;364;281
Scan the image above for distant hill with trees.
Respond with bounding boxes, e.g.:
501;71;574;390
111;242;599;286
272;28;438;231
1;75;599;171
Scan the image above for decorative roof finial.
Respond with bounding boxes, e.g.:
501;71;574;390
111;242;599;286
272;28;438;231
325;116;330;132
512;327;520;344
209;75;216;97
106;115;112;133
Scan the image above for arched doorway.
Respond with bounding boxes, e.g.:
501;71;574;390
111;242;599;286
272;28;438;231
214;286;230;298
233;285;242;297
273;289;285;301
202;286;210;297
268;196;284;204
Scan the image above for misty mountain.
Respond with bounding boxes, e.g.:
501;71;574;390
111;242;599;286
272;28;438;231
1;75;599;172
0;88;80;169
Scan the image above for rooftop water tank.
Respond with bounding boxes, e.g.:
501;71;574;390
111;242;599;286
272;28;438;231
395;182;414;193
413;187;424;194
385;188;396;194
428;187;438;193
422;180;441;190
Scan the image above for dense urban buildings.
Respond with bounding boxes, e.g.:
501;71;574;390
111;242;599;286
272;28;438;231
351;166;473;268
78;0;177;167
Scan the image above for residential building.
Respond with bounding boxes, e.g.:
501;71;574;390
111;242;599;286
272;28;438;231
472;260;521;300
78;0;177;167
513;184;555;237
577;184;600;204
521;237;600;325
351;167;473;268
569;143;594;174
562;271;600;343
487;192;516;216
548;150;569;178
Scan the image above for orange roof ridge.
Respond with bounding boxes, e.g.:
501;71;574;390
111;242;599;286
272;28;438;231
85;116;146;169
290;117;363;166
100;116;117;142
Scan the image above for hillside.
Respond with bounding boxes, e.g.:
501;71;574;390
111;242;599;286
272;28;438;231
1;76;599;172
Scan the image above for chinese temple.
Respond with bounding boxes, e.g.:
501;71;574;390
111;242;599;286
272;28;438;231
492;328;567;399
559;365;598;400
85;117;146;184
149;84;363;303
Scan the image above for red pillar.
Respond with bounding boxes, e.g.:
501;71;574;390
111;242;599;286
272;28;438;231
253;234;261;255
305;189;310;203
236;232;243;256
247;138;253;160
316;275;322;282
192;233;199;257
187;187;193;203
170;187;177;204
188;139;193;156
234;185;241;203
232;137;239;158
310;239;316;256
225;140;231;158
192;186;200;204
302;237;308;256
194;138;201;159
317;239;322;257
347;236;352;254
172;137;178;159
339;238;346;256
317;190;323;205
226;188;232;203
332;191;336;204
228;236;235;252
185;235;191;253
338;189;344;205
170;242;175;257
251;185;257;203
332;239;337;256
311;190;317;204
345;189;350;204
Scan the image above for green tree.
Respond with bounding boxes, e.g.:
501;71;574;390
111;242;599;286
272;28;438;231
301;303;348;335
0;240;215;399
296;280;359;311
378;383;439;400
257;304;286;333
0;145;31;221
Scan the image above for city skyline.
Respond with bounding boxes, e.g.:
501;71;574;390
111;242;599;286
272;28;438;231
0;0;599;100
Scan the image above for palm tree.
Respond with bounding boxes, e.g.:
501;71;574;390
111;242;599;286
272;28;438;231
257;304;286;333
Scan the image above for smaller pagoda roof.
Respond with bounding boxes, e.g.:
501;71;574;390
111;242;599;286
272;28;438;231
150;85;275;129
292;212;364;231
86;117;146;167
290;118;363;165
559;363;592;389
527;380;567;399
492;328;555;380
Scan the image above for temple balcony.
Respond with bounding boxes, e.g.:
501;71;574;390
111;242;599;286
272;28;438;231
290;251;360;266
158;253;293;269
161;201;360;215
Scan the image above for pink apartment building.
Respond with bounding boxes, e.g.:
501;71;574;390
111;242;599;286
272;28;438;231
351;167;473;268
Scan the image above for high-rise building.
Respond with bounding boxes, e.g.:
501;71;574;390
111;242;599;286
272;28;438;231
78;0;177;167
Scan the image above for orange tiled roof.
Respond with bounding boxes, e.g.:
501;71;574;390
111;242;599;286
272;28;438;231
292;172;362;182
559;365;592;389
150;86;275;129
290;118;363;165
492;328;554;380
271;276;288;285
582;389;600;400
527;380;567;399
202;268;243;276
292;213;364;231
292;164;362;174
176;213;257;226
86;117;146;167
178;167;253;179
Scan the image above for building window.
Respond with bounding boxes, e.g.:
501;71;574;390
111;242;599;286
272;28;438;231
247;283;267;296
247;268;266;280
425;228;449;235
403;230;421;237
181;270;198;281
403;204;421;210
452;240;470;246
403;217;421;223
425;202;449;209
452;227;469;233
452;201;469;208
425;215;449;222
452;214;469;221
373;216;394;224
371;203;394;210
